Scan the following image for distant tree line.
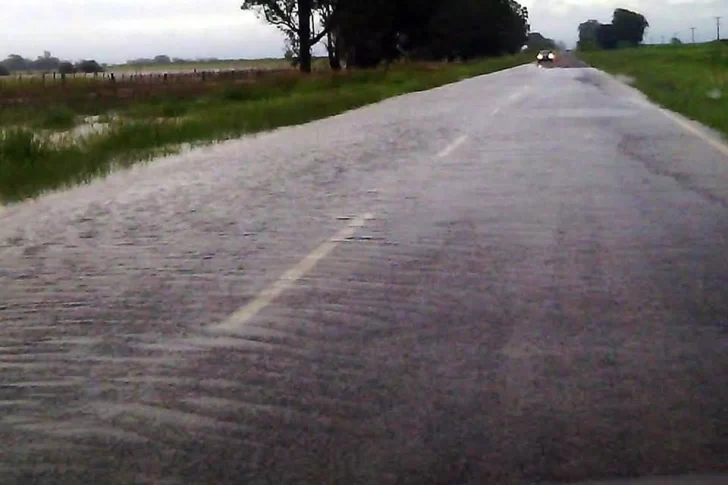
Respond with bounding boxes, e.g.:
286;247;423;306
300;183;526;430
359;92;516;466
241;0;531;72
0;52;105;75
578;8;649;51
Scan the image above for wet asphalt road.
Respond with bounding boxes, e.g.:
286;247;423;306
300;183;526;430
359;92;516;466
2;63;728;485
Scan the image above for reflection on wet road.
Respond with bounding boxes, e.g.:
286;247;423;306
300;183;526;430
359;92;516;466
1;64;728;484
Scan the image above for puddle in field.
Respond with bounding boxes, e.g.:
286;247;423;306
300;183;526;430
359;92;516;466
46;115;187;145
48;117;110;143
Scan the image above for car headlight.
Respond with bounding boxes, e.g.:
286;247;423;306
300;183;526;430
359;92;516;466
548;53;555;60
537;54;543;60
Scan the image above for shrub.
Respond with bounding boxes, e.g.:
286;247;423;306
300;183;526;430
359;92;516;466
59;61;76;74
0;128;48;166
160;102;187;118
39;106;76;130
76;60;104;74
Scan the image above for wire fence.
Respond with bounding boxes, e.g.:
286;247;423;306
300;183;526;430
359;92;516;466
0;68;305;108
0;67;296;85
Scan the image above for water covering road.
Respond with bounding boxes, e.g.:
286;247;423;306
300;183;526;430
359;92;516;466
1;62;728;484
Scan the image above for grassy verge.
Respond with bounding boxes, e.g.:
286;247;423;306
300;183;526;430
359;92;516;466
0;54;530;202
579;42;728;136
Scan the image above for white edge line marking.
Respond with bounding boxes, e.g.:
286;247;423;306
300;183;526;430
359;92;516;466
659;109;728;158
604;69;728;158
437;135;468;158
211;213;374;333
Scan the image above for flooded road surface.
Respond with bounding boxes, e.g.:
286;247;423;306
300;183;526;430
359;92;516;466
1;64;728;484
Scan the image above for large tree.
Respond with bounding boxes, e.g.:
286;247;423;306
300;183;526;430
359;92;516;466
242;0;529;70
241;0;338;72
612;8;648;47
318;0;343;70
578;19;601;50
332;0;400;67
298;0;313;71
333;0;528;66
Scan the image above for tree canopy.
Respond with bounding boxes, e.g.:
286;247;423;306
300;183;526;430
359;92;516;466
241;0;530;71
596;23;618;50
577;20;600;50
58;61;76;75
1;52;62;72
76;60;105;74
577;9;648;50
0;52;98;74
612;8;649;47
241;0;329;72
527;32;556;52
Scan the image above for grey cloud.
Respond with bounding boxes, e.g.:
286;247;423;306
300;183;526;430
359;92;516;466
3;0;285;63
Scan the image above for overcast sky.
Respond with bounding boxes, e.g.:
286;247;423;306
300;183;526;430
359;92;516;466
1;0;725;63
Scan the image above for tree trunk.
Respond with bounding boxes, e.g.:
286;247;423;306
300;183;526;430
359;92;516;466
298;0;312;73
327;32;342;71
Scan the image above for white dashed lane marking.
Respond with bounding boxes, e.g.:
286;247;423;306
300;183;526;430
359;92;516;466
437;136;468;158
211;213;375;333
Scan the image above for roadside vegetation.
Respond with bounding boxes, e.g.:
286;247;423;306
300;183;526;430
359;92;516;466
579;42;728;137
0;55;530;202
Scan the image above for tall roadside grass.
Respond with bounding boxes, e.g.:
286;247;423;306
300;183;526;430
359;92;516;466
579;43;728;136
0;54;531;202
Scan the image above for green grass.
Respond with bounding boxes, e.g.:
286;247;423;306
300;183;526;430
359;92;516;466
0;105;77;131
579;42;728;136
0;54;530;202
